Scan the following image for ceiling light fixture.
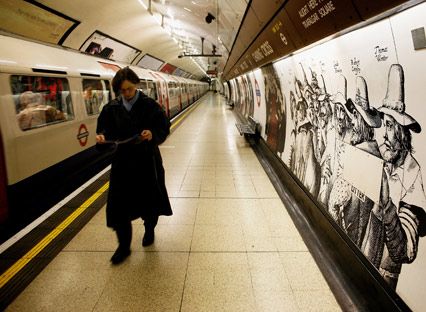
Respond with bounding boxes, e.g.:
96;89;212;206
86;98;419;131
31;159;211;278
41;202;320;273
178;37;222;58
138;0;148;10
205;12;215;24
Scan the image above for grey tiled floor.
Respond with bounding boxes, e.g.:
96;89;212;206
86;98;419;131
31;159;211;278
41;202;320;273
7;93;341;311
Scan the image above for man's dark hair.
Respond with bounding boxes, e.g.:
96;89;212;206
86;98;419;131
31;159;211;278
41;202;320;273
395;119;413;153
355;111;375;142
112;67;140;95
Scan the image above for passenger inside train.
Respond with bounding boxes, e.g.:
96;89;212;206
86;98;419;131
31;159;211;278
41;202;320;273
12;76;70;130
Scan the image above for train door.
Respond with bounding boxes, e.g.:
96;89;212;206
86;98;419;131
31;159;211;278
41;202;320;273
191;84;195;103
163;80;170;117
185;83;190;108
150;72;169;117
146;80;158;101
155;81;163;107
178;82;183;111
167;81;179;117
137;79;148;95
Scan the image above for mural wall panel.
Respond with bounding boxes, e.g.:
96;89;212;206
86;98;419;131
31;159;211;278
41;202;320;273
230;2;426;310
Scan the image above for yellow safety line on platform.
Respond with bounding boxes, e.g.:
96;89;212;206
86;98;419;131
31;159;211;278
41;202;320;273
170;100;201;131
0;182;109;288
0;98;202;289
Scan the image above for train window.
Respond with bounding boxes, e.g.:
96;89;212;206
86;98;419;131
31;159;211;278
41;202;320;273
137;80;148;95
10;75;74;131
82;79;112;115
146;80;158;100
168;82;178;97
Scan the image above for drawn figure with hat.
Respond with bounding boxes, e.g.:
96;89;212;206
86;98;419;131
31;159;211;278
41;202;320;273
338;76;382;247
289;76;320;197
288;90;298;169
299;64;320;155
362;64;426;289
299;64;316;125
317;86;335;206
327;74;354;225
313;74;330;162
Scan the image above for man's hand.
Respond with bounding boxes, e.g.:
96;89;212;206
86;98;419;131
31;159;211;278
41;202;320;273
141;130;153;141
96;134;106;144
372;169;392;220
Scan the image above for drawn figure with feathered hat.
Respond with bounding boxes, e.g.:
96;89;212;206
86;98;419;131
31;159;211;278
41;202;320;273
289;76;320;197
316;76;335;206
361;64;426;290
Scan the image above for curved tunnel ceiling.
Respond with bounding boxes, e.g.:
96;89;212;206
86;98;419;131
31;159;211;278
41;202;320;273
0;0;248;79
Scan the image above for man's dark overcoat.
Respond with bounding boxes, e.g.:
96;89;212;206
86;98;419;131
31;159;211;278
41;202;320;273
96;92;172;228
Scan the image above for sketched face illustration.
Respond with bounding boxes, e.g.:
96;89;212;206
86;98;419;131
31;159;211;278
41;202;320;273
318;101;331;129
335;103;349;135
381;114;404;163
350;110;364;145
297;100;307;124
313;98;320;114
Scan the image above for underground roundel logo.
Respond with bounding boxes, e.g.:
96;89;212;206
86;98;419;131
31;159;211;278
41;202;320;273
255;79;261;107
77;124;89;146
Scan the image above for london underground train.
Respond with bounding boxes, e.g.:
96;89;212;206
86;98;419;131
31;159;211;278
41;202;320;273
0;34;208;241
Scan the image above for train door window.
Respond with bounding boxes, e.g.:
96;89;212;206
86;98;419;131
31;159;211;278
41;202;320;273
10;75;74;131
168;82;178;98
146;80;157;100
137;80;148;95
82;79;112;115
167;82;173;98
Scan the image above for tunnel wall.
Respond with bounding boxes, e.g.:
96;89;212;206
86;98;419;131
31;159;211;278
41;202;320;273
228;3;426;310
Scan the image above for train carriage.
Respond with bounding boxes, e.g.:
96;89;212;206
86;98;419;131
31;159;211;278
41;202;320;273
0;34;208;241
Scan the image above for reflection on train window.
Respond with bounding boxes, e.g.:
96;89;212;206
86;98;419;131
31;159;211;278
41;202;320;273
146;80;158;100
82;79;111;115
10;75;74;131
168;82;179;98
137;80;148;95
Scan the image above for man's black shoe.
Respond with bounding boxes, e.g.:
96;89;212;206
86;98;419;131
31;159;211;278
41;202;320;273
142;230;155;246
110;247;131;264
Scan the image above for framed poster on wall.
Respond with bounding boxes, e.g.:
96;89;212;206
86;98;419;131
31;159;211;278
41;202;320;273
137;54;164;71
0;0;79;45
80;31;141;64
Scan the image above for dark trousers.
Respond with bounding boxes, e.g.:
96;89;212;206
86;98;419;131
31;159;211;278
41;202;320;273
115;215;159;250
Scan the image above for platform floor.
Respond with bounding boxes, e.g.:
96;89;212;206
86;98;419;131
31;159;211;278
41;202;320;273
7;93;341;311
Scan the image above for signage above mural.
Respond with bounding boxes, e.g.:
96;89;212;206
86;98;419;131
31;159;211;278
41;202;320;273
224;0;414;80
352;0;408;19
231;9;304;78
284;0;361;45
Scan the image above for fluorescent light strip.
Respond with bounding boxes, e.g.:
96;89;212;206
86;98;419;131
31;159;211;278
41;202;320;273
0;60;17;64
35;64;68;70
138;0;148;10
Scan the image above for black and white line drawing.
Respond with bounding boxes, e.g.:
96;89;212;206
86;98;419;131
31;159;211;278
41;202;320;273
338;76;382;247
361;64;426;289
